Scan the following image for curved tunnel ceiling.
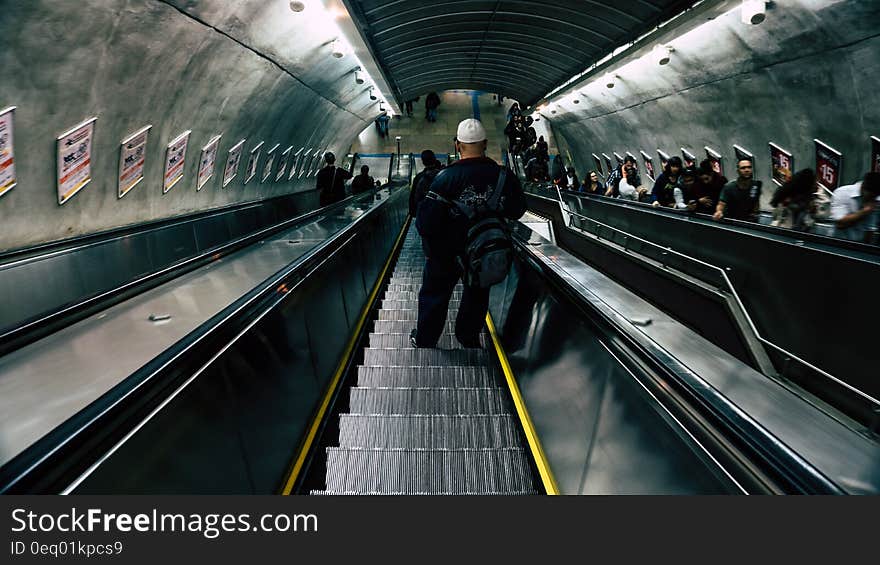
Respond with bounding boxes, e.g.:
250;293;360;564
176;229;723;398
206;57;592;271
344;0;699;106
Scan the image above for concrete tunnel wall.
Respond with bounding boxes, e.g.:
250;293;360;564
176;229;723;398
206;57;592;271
545;0;880;209
0;0;379;252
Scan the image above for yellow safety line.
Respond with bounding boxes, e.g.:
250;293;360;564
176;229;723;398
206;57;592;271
280;218;411;495
486;313;560;495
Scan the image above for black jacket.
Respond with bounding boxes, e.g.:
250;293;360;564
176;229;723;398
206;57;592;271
416;157;526;263
351;173;375;194
316;165;352;206
409;163;443;216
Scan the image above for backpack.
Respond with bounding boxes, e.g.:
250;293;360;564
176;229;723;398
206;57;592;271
410;166;442;216
428;169;513;288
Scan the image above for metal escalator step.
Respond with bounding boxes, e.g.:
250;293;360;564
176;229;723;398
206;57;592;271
357;366;498;388
381;299;460;310
348;387;508;415
372;320;457;334
377;309;419;321
311;489;534;495
362;347;490;366
338;414;521;448
322;448;536;494
384;290;462;301
369;333;487;349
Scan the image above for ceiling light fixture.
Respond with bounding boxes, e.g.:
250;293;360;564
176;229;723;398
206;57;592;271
741;0;766;25
604;73;617;89
653;44;674;65
289;1;306;12
331;39;345;58
369;87;377;101
354;68;364;85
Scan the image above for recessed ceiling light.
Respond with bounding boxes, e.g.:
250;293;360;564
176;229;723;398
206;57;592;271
289;1;305;12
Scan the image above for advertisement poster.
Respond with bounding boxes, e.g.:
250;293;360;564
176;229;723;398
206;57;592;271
289;147;304;180
313;149;327;176
118;125;151;199
163;130;191;194
591;153;603;176
262;144;278;183
733;144;754;166
57;117;97;205
769;142;794;186
613;152;624;166
871;136;880;174
681;147;696;168
303;149;318;178
704;146;723;177
814;139;843;192
0;107;16;197
277;146;292;181
657;150;670;171
641;150;655;182
223;139;245;188
602;153;613;175
197;134;222;191
245;141;263;185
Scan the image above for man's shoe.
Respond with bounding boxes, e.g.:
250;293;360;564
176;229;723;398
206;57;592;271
409;329;419;348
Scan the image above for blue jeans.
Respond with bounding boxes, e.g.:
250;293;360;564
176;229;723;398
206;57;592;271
427;108;437;122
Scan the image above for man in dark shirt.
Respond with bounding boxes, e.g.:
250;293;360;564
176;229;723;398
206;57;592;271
409;149;444;216
351;164;375;194
413;119;526;348
688;159;727;214
714;159;762;222
316;152;353;206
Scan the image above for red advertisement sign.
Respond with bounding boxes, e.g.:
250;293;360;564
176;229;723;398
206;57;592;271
641;150;655;182
814;139;843;191
871;136;880;174
681;147;696;168
705;146;723;177
769;142;794;186
592;153;603;176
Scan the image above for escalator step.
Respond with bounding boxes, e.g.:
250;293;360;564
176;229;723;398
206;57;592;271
338;414;521;448
384;290;462;301
321;448;536;494
362;347;490;366
368;332;488;349
357;365;498;388
372;320;457;334
348;387;508;415
381;299;460;310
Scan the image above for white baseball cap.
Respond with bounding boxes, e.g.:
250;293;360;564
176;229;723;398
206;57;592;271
456;118;487;143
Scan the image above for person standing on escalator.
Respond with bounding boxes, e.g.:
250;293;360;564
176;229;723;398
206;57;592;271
316;151;353;206
411;119;526;349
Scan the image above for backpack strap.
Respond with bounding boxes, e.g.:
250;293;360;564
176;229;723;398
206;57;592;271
487;168;507;211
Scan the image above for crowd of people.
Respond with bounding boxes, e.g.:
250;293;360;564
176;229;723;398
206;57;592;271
543;152;879;244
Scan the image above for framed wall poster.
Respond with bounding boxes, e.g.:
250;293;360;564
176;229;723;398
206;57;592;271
657;150;670;171
289;147;304;180
313;149;327;176
733;144;754;166
602;153;613;175
768;142;794;186
613;152;624;166
162;130;191;194
276;146;292;181
871;136;880;174
197;134;222;191
0;106;17;198
245;141;263;185
57;117;97;205
640;150;655;182
814;139;843;192
681;147;696;168
704;146;724;177
592;153;603;176
262;143;279;183
118;125;151;199
301;149;317;178
222;139;245;187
